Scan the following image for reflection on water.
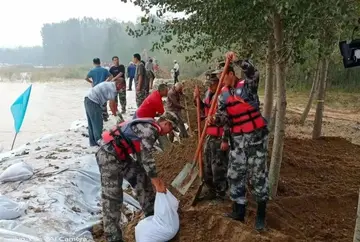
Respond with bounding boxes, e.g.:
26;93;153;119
0;80;91;150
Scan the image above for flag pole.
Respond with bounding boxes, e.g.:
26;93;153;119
11;133;18;150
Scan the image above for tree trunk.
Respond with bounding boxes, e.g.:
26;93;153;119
269;12;287;198
353;189;360;242
312;58;329;139
300;59;321;125
268;102;277;134
263;34;275;121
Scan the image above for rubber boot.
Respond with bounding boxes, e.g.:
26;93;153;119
225;202;246;222
255;201;267;231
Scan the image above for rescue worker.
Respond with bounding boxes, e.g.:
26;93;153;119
210;52;269;231
193;70;228;201
96;111;179;242
166;82;189;140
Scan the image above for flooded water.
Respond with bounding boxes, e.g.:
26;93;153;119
0;80;137;151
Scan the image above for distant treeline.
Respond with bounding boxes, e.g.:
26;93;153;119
0;18;173;66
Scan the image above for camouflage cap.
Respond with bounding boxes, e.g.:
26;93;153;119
160;111;179;132
212;61;235;74
204;69;219;85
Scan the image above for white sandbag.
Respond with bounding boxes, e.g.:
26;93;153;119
0;195;27;220
135;190;179;242
0;162;33;183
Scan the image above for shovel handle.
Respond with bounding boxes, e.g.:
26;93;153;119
195;85;203;178
192;56;232;164
184;98;192;135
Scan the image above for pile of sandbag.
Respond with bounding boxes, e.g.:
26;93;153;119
0;162;33;183
0;162;33;220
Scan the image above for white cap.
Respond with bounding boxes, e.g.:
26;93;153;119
174;60;177;63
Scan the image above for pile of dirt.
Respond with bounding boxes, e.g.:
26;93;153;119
94;79;360;241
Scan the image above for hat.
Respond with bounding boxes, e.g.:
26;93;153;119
160;111;179;132
204;69;220;85
212;61;236;75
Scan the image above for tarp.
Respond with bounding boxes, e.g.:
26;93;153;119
0;120;140;242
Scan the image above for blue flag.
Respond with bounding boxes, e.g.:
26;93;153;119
10;85;32;133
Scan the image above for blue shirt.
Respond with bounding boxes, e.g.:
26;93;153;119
87;66;110;86
127;64;136;78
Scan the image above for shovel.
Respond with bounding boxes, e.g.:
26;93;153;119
171;57;232;195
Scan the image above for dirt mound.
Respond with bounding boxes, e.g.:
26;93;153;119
145;135;360;242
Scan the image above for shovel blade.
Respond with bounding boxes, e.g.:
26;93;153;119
171;163;198;195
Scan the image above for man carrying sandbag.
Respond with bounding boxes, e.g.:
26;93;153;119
96;112;179;242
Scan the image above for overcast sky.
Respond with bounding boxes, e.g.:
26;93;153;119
0;0;145;48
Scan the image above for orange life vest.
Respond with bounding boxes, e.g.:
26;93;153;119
102;118;161;160
203;89;224;137
221;80;266;134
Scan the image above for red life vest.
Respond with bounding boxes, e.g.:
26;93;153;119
203;89;224;137
221;80;266;134
102;118;161;160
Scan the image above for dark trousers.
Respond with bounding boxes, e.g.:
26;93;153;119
128;77;134;90
84;97;103;146
174;71;179;84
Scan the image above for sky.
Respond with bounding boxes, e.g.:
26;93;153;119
0;0;145;48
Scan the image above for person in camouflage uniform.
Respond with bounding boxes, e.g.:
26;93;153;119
210;53;269;231
96;112;179;242
109;56;127;114
134;54;148;107
117;87;127;113
194;70;228;201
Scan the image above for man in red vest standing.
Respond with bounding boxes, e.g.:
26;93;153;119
193;70;228;202
210;53;269;231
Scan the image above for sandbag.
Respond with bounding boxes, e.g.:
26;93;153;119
0;162;33;183
135;190;179;242
0;195;27;220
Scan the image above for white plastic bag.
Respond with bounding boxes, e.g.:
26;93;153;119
135;190;179;242
0;162;33;183
0;195;27;220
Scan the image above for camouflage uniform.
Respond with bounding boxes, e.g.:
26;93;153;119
227;128;269;203
214;60;268;230
96;123;159;242
197;71;228;199
203;136;228;196
136;90;147;107
116;87;127;113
